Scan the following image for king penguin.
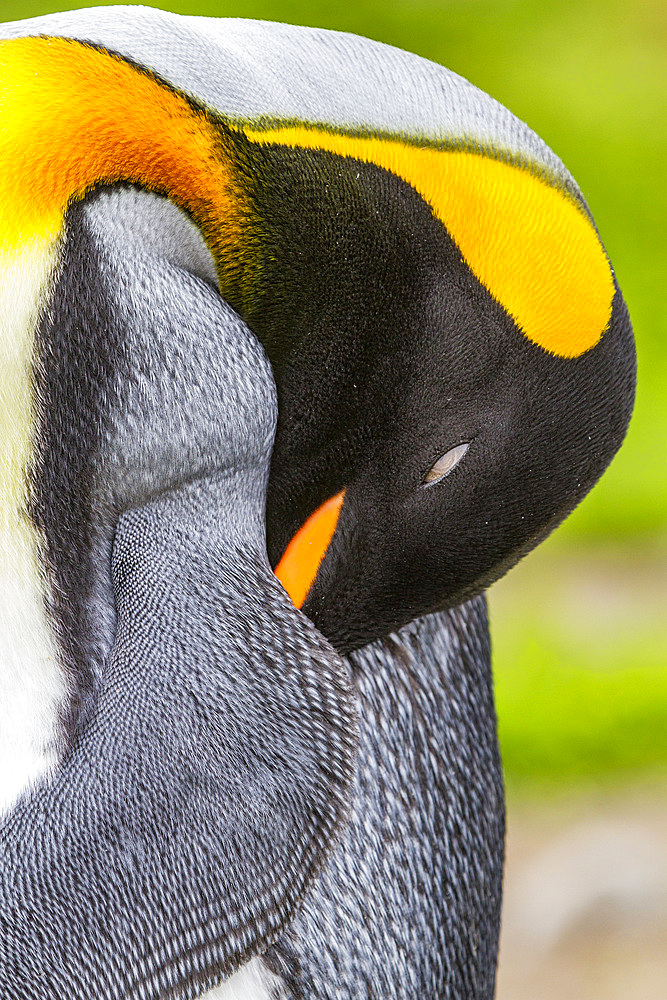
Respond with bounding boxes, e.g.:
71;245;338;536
0;6;635;1000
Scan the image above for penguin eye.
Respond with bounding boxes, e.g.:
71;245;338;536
423;442;469;486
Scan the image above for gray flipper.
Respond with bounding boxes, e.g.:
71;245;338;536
0;481;356;997
0;191;357;999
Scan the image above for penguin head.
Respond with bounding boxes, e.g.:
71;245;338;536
248;139;637;651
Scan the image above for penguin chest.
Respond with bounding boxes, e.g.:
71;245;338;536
0;239;66;814
202;959;283;1000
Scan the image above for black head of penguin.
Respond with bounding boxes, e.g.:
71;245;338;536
236;139;635;654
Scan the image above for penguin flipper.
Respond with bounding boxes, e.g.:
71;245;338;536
0;193;357;999
0;479;356;999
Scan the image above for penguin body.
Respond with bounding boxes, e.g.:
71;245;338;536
0;7;635;1000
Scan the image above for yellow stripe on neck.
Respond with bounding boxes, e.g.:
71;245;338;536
244;126;614;358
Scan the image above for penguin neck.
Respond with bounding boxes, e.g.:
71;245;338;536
0;35;259;309
0;37;258;812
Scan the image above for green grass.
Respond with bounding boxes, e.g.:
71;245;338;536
494;625;667;787
489;538;667;788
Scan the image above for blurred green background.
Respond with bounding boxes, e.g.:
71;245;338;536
3;0;665;790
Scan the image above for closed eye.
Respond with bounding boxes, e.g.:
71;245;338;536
423;442;469;486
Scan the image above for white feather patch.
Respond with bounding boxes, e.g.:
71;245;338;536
202;958;285;1000
0;239;66;814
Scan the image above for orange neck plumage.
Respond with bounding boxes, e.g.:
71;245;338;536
0;36;247;275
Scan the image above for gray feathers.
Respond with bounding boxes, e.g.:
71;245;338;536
268;599;503;999
1;208;358;992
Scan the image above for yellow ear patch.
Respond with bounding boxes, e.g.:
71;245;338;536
0;36;243;260
244;126;614;358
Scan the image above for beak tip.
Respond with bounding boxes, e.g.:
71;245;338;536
274;489;345;608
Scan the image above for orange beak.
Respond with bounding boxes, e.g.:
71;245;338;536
274;490;345;608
